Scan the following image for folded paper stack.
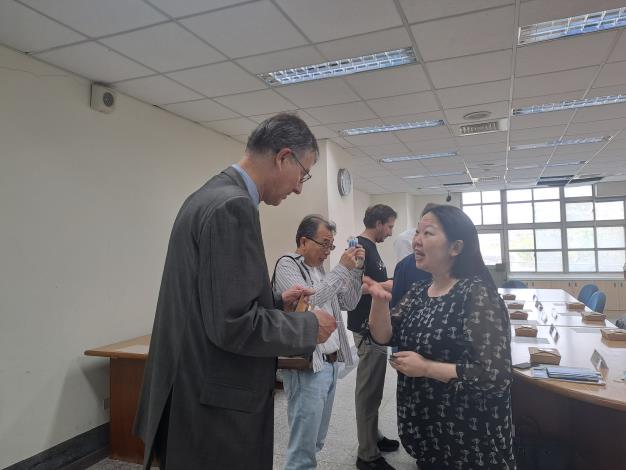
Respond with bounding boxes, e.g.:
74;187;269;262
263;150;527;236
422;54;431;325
566;301;585;311
509;310;529;320
600;328;626;341
507;301;525;309
502;293;516;300
515;325;538;337
581;310;606;322
529;347;561;365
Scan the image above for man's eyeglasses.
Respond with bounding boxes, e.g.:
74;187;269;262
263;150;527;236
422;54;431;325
307;238;335;251
289;150;312;183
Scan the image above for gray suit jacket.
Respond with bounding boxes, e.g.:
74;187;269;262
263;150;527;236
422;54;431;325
133;167;318;470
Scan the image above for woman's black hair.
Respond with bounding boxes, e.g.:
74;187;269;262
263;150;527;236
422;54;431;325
421;204;496;289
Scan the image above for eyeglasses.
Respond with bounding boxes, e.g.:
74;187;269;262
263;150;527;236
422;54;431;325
289;150;312;183
306;238;335;251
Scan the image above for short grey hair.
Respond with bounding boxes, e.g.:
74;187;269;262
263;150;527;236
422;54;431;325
295;214;336;248
246;113;319;160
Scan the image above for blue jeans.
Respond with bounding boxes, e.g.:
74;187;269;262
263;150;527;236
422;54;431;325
282;361;338;470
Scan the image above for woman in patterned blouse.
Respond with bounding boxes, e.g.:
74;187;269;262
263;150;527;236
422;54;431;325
366;204;515;470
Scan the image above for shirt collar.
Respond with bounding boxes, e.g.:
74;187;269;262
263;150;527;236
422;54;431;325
231;164;260;207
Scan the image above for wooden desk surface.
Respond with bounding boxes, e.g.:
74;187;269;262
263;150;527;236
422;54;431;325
499;287;578;303
511;325;626;411
85;335;150;359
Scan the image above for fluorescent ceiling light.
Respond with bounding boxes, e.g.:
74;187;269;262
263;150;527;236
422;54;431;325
403;171;466;179
340;119;444;136
379;151;457;163
546;160;587;167
509;136;611;151
512;94;626;115
257;47;416;86
518;7;626;45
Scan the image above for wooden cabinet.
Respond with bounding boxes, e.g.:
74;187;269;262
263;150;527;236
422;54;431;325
516;280;626;311
596;280;626;312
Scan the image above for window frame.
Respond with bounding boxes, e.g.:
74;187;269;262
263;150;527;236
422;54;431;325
461;187;626;275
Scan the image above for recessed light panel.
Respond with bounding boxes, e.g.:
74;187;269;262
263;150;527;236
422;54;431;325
518;7;626;45
258;47;416;86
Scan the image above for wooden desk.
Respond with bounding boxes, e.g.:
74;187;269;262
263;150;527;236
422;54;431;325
85;336;150;464
510;325;626;469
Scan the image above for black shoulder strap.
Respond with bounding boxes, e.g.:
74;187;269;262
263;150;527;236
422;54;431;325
271;255;311;290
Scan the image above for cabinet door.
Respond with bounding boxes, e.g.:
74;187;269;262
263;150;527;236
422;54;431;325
595;280;619;311
619;280;626;310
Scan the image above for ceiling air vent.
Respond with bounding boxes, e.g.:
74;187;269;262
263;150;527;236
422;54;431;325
569;176;604;184
458;118;508;136
473;175;503;183
443;181;474;187
537;175;573;186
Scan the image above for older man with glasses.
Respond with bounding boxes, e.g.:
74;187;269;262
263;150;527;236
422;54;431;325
272;214;365;470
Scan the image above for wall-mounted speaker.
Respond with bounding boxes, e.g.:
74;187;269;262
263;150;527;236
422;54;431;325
90;83;116;114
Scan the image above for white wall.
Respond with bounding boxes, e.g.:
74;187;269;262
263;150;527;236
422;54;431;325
0;46;244;467
326;141;356;268
259;140;358;272
353;189;371;234
369;193;412;274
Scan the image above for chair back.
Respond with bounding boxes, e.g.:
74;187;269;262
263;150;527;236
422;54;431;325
587;291;606;313
577;283;598;304
501;279;528;288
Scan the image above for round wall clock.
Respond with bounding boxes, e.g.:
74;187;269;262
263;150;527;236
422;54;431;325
337;168;352;196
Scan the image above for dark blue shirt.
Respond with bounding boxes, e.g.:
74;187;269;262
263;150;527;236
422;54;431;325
391;253;431;308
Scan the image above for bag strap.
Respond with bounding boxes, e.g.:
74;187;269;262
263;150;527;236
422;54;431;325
271;255;311;290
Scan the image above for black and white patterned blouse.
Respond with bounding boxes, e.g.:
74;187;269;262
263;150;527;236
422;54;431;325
389;277;516;470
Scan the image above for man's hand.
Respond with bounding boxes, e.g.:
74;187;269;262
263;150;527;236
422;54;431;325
362;276;391;302
313;308;336;343
282;285;315;312
339;246;366;270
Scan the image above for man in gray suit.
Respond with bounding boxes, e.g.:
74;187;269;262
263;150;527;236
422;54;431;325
134;114;337;470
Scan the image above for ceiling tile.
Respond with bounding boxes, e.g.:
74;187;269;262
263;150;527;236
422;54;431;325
304;102;377;124
163;99;239;121
457;142;507;154
426;50;512;88
608;31;626;63
114;75;202;104
344;65;431;100
404;138;458;153
513;66;598;98
382;111;445;125
236;46;325;74
35;42;153;82
326;119;385;132
315;28;411;61
0;1;85;53
395;126;453;143
512;91;584;109
515;31;617;77
586;85;626;98
566;117;626;135
166;62;265;97
100;22;225;72
201;117;257;135
308;126;338;139
362;143;410;158
344;133;401;147
572;102;626;122
510;111;575;130
411;5;514;61
146;0;249;18
593;60;626;88
509;125;567;143
519;0;625;26
275;0;403;43
181;1;307;58
214;89;295;115
436;80;510;109
444;100;509;124
456;132;507;147
229;134;249;144
275;78;360;108
367;91;440;117
22;0;166;37
330;137;354;148
399;0;513;23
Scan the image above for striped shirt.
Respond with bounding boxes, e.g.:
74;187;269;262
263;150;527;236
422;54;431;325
273;253;362;372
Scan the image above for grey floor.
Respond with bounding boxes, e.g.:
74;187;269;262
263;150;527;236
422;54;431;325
88;362;416;470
